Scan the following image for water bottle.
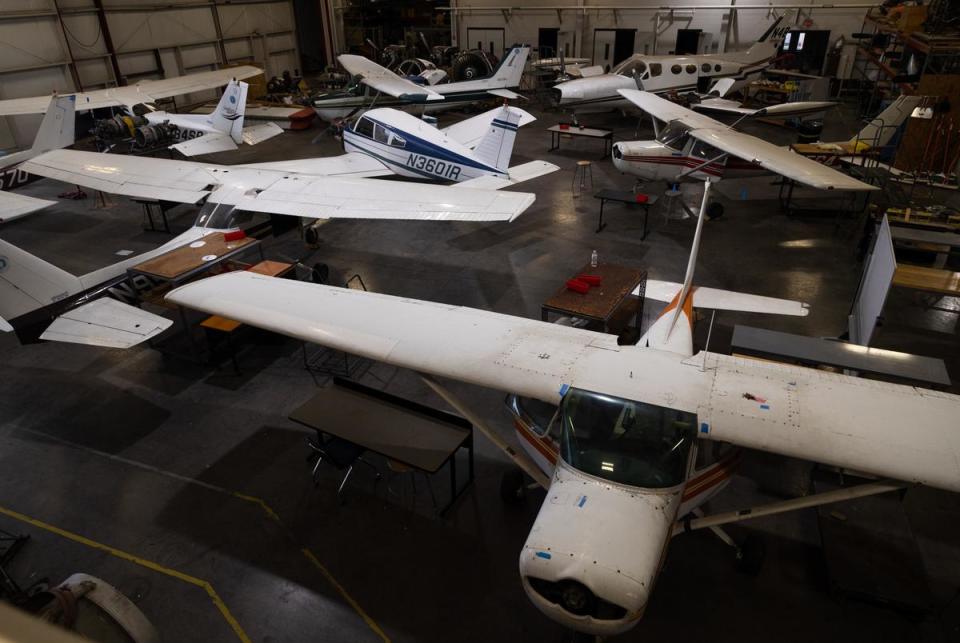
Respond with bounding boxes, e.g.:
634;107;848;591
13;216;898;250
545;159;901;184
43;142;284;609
590;250;598;268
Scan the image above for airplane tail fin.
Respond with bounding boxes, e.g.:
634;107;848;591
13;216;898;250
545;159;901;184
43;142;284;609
210;80;247;144
30;95;76;153
0;237;82;329
849;95;923;148
443;105;535;149
488;45;530;88
471;105;523;172
740;9;795;62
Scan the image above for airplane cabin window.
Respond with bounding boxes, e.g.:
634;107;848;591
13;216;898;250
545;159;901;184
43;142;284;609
714;64;722;72
685;64;697;74
649;63;662;76
671;64;682;74
701;63;711;72
691;140;722;159
354;116;374;138
373;123;390;143
389;134;406;148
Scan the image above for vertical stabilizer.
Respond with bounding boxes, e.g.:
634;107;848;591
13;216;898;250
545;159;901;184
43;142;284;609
489;46;530;88
30;95;75;153
740;9;795;63
210;80;247;144
849;95;923;148
472;106;522;172
0;238;82;325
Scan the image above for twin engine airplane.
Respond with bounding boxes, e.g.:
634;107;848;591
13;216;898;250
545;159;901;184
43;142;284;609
553;11;794;115
313;46;530;122
113;79;283;157
164;182;960;636
611;89;882;193
1;105;555;348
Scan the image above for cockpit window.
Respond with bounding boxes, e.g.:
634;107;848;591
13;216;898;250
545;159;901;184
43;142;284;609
354;116;375;138
613;57;647;78
649;63;663;77
373;123;390;143
656;120;691;150
559;388;696;488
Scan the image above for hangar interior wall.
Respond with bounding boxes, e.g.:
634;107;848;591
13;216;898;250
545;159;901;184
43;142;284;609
0;0;300;149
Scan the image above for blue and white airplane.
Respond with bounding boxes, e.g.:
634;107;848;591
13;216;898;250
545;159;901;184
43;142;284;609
341;104;556;187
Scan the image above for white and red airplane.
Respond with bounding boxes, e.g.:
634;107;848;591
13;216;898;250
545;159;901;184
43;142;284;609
164;182;960;637
611;89;882;195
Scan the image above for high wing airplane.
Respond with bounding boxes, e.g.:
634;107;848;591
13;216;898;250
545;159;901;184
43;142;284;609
611;89;879;195
120;80;282;157
0;66;262;116
553;11;794;115
164;182;960;636
313;46;530;122
0;95;76;223
3;108;552;347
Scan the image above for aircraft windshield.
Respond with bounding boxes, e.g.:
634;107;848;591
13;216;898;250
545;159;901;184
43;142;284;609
656;120;691;150
612;57;646;78
559;388;696;489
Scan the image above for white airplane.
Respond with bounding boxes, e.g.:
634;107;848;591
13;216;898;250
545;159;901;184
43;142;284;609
611;89;880;195
164;181;960;636
2;109;552;347
313;46;530;122
553;12;794;115
0;95;75;223
114;79;282;157
0;65;262;116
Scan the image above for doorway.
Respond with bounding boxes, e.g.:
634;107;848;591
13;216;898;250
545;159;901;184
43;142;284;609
675;29;702;55
593;29;636;72
467;27;505;58
779;30;831;75
539;28;559;59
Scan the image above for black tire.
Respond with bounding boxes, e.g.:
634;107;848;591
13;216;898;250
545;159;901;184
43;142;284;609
707;201;725;220
736;534;766;576
500;467;526;504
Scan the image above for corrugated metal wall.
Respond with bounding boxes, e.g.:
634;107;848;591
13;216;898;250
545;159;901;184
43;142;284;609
0;0;300;149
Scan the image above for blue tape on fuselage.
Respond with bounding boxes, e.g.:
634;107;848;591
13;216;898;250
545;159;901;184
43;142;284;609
559;383;570;396
700;422;710;434
578;496;587;508
536;551;552;560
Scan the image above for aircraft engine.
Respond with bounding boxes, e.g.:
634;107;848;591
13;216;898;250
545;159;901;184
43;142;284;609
134;123;179;148
518;459;682;636
94;114;148;140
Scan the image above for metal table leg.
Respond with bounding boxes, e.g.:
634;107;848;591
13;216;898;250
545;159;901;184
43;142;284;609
596;198;607;233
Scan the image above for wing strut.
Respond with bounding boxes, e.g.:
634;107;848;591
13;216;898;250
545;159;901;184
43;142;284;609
419;374;551;488
672;479;907;536
676;151;728;180
665;180;711;340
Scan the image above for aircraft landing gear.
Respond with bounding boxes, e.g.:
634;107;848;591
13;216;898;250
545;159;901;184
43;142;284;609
735;535;766;576
706;201;724;220
500;467;527;504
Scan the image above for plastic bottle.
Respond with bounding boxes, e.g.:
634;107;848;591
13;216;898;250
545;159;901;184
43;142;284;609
590;250;598;268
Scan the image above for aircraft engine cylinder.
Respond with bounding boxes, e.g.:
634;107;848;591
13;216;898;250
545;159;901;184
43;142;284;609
134;123;179;148
94;114;148;140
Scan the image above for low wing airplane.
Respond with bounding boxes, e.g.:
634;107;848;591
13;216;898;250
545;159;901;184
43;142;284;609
3;107;554;347
611;89;879;194
119;80;283;157
164;181;960;636
553;12;794;115
0;95;76;223
313;46;530;121
0;66;262;116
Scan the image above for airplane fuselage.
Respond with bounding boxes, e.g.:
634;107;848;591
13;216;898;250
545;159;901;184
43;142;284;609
612;139;766;183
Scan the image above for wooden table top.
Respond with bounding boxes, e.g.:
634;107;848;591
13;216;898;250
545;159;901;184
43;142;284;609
248;260;294;277
131;233;257;280
893;264;960;295
543;263;644;321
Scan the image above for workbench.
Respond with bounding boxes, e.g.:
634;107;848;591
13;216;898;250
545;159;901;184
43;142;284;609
593;189;658;237
547;124;613;159
892;264;960;296
541;262;646;335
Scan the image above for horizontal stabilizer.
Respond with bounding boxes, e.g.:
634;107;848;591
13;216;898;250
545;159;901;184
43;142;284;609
487;88;523;100
0;191;56;223
706;77;737;98
571;65;605;78
637;279;809;316
0;317;12;332
172;132;238;156
40;298;172;348
241;122;283;146
458;160;559;190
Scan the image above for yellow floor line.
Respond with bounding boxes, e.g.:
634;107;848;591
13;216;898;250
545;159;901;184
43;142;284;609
0;504;251;643
5;426;391;642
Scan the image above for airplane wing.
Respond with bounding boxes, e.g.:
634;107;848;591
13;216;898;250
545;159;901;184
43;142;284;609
637;280;809;316
40;298;172;348
0;66;262;116
619;90;878;191
0;191;56;223
166;272;960;494
22;149;533;221
233;153;390;178
693;98;836;118
171;132;239;157
339;55;444;102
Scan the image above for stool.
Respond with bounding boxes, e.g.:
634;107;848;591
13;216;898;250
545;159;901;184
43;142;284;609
572;160;594;198
662;187;693;221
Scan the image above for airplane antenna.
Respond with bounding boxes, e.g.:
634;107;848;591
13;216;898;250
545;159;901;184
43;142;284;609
665;180;712;341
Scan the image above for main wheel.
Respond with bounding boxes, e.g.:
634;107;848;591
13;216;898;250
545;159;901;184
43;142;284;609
707;201;725;220
499;467;526;504
735;534;766;576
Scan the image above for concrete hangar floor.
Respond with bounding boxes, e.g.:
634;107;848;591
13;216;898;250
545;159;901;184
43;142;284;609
0;101;958;643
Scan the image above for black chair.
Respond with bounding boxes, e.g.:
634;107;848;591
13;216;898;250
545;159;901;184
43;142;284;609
306;430;381;501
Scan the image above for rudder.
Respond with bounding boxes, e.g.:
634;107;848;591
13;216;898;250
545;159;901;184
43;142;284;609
0;237;82;327
30;95;76;153
210;80;247;144
472;106;522;172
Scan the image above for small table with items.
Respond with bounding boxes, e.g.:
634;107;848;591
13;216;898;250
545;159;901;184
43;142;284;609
541;262;646;335
593;189;659;237
547;124;613;159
